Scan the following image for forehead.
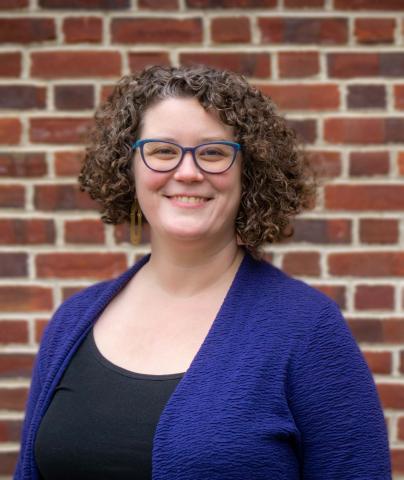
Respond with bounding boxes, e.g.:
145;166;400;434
139;96;234;139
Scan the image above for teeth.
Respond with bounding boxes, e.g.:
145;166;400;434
172;196;207;203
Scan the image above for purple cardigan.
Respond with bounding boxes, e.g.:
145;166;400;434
14;252;391;479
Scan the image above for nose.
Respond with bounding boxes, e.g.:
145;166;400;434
173;150;204;182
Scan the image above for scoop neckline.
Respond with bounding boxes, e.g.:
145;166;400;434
89;327;186;381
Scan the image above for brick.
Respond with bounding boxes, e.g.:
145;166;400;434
54;150;84;176
325;185;404;211
380;53;404;77
335;0;404;9
385;118;404;142
128;52;171;74
31;51;121;78
398;417;404;441
284;0;324;5
359;218;399;244
0;52;21;77
349;151;389;176
36;253;127;279
35;318;48;343
286;119;316;143
39;0;130;7
293;218;351;244
0;18;55;44
259;17;348;44
63;17;103;43
65;219;105;244
355;285;395;310
0;418;22;442
394;85;404;110
62;286;85;301
0;152;47;177
324;118;384;144
347;85;385;109
0;219;55;245
363;351;391;375
0;387;28;410
0;118;21;145
34;184;98;211
282;252;320;277
100;84;115;103
278;51;319;78
0;452;18;476
0;85;46;110
139;0;179;7
111;18;202;44
54;85;94;110
114;222;151;245
186;0;276;6
0;0;28;7
0;253;27;277
328;252;404;277
399;152;404;175
0;185;25;207
259;84;339;110
0;320;28;344
378;384;404;410
312;284;346;309
0;353;34;378
348;318;383;343
327;53;379;78
354;18;395;44
211;17;251;43
307;150;341;178
180;52;270;78
30;117;93;144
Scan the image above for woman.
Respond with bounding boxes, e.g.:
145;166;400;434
15;65;391;479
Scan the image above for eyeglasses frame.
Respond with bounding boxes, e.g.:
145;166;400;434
132;139;241;174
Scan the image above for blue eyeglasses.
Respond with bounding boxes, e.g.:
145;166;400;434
132;139;240;174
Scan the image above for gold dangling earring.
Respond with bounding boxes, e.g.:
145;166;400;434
130;198;142;245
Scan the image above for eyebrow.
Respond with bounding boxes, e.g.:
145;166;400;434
144;136;233;143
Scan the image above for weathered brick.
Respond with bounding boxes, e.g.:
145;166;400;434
394;85;404;110
0;320;29;344
34;184;98;211
278;51;319;78
0;253;27;277
355;285;395;310
0;85;46;110
324;118;384;144
54;85;94;110
39;0;130;8
293;218;351;244
328;252;404;276
128;52;171;73
0;118;21;145
335;0;404;9
282;252;320;276
347;85;386;109
0;185;25;208
359;218;399;244
186;0;276;6
0;18;55;44
36;253;127;279
0;219;55;245
0;52;21;77
54;150;84;176
259;17;348;44
307;150;342;178
349;151;389;176
139;0;179;7
30;117;93;144
0;353;34;378
111;18;202;44
328;52;404;78
325;185;404;210
63;17;103;43
286;119;316;143
0;152;47;177
31;51;122;78
180;52;270;78
211;17;251;43
354;18;395;44
65;219;105;244
260;84;339;110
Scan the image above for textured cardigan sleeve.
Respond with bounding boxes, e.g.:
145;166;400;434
287;302;391;479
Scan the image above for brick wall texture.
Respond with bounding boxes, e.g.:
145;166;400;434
0;0;403;477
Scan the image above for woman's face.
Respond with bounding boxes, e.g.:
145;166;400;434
133;96;242;247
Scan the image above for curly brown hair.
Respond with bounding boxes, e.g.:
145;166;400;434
78;64;316;258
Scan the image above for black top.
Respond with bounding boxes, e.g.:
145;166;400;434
34;327;185;479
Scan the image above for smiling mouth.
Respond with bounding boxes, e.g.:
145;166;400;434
164;195;212;204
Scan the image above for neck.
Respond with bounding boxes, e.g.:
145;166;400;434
144;235;244;298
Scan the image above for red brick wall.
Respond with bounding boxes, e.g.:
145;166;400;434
0;0;403;477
